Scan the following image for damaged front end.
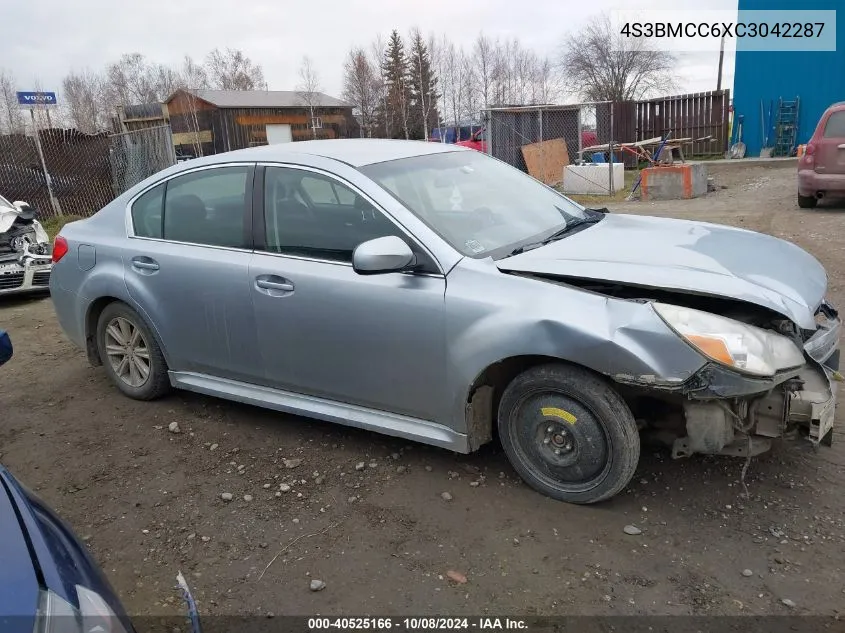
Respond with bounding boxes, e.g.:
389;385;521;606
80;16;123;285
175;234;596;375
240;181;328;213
623;299;840;459
0;201;52;295
524;272;841;459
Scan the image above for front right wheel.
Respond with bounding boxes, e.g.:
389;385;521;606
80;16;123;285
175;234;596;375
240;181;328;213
498;363;640;504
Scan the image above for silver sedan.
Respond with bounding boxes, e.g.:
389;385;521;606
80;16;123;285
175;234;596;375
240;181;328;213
50;140;840;503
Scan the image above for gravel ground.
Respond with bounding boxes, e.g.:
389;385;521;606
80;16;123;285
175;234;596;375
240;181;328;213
1;159;844;621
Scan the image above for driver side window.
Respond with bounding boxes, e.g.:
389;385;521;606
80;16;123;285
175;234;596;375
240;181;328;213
262;167;406;263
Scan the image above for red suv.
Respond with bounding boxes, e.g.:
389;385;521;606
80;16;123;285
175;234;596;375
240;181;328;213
798;101;845;208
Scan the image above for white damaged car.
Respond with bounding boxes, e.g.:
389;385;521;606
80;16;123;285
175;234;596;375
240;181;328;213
0;194;52;296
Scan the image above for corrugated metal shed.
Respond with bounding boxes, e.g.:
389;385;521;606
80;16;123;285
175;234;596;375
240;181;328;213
733;0;845;156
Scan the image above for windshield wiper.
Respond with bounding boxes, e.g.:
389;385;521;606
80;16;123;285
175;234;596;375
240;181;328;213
508;214;603;256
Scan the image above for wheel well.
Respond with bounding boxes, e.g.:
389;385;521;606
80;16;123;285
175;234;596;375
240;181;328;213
84;296;122;366
465;355;568;451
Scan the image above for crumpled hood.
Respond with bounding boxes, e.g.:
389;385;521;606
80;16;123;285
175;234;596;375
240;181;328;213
497;213;827;330
0;207;49;244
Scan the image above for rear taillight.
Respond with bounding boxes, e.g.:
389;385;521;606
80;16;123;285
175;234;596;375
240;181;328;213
52;235;68;263
801;142;816;166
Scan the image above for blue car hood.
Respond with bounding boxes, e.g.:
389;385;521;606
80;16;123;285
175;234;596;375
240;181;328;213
0;466;133;631
497;213;827;330
0;472;39;633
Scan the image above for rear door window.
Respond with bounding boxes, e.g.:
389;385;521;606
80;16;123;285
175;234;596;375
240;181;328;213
823;111;845;138
162;166;252;248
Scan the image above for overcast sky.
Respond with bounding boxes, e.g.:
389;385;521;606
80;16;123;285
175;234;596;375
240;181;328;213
4;0;737;100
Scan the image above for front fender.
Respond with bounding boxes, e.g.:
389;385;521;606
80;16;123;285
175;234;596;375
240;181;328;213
444;261;708;430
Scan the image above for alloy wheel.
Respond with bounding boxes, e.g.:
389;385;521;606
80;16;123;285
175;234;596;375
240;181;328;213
103;317;151;388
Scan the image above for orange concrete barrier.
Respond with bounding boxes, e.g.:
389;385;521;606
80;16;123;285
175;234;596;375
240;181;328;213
641;164;707;201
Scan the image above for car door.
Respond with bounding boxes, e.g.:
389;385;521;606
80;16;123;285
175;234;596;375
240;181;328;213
249;164;448;422
816;108;845;177
123;163;263;383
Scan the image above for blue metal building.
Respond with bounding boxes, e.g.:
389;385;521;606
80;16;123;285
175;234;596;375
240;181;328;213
732;0;844;157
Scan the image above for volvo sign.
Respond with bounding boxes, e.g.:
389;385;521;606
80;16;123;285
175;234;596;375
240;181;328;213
16;91;58;107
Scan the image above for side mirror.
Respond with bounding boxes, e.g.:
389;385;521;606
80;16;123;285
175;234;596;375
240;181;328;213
352;236;415;275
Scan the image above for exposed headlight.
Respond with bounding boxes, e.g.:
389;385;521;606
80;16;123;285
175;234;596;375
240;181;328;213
34;585;130;633
653;302;806;377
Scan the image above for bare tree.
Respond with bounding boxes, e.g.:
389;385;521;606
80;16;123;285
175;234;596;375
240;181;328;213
205;48;266;91
472;33;495;109
460;54;479;125
534;57;562;104
342;48;379;137
179;55;209;90
440;39;465;125
62;69;108;133
177;56;210;157
296;56;323;139
370;35;391;137
104;53;161;106
558;13;676;101
490;39;510;105
154;65;181;100
0;68;23;134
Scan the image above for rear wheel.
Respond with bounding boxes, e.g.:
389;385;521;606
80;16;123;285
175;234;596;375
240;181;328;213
798;193;817;209
97;302;170;400
497;363;640;504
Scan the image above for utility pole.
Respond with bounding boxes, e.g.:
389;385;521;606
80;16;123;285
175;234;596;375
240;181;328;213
716;34;725;91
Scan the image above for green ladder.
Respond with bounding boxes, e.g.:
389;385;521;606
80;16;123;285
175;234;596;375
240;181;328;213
773;96;800;157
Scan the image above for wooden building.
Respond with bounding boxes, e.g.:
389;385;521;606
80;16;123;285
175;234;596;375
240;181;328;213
164;89;358;156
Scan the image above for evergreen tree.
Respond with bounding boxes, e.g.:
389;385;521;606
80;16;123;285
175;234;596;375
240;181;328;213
380;30;411;139
408;31;440;140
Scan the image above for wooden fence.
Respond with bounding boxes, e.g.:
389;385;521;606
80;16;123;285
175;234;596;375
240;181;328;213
634;90;731;157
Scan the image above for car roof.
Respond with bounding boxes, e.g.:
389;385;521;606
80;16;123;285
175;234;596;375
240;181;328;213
206;138;468;168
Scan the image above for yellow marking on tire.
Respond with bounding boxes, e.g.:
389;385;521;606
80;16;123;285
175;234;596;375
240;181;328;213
541;407;577;424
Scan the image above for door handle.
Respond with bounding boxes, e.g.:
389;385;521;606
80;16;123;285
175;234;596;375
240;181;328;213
256;279;294;292
254;275;295;296
838;143;845;149
131;257;159;272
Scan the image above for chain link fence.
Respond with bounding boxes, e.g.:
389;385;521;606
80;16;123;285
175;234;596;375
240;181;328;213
482;102;621;196
0;124;176;218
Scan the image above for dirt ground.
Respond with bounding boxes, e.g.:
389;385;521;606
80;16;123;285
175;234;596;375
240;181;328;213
2;159;845;621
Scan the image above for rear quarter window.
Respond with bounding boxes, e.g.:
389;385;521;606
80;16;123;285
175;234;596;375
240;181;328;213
131;185;164;238
823;111;845;138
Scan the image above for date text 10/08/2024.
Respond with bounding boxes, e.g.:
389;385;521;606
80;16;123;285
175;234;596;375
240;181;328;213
308;618;528;631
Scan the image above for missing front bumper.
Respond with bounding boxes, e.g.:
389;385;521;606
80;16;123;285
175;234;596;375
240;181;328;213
672;360;838;459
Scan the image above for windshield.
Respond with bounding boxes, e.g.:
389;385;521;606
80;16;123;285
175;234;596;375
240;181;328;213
361;150;589;258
